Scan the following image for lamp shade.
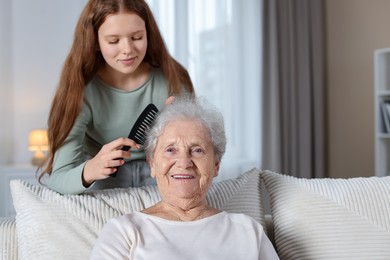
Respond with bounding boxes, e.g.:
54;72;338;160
28;129;49;151
28;129;49;166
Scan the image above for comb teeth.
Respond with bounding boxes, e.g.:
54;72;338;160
127;104;159;146
112;104;159;177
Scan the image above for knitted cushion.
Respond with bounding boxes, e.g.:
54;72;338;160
0;217;17;260
262;170;390;260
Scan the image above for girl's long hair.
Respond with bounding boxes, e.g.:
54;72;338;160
39;0;193;181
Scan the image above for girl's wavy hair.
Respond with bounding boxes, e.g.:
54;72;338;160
39;0;193;181
144;94;227;162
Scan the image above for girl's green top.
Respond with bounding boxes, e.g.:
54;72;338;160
47;68;169;194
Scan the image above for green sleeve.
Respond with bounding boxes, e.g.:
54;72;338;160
47;162;87;194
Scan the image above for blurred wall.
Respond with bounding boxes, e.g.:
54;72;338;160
0;0;86;165
325;0;390;177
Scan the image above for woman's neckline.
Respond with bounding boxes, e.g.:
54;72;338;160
135;210;225;224
141;202;222;222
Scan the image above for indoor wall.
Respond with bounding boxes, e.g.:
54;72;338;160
0;0;86;165
325;0;390;177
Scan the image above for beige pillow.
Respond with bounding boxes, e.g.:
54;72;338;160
11;168;263;260
262;170;390;260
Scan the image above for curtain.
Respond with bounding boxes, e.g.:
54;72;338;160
261;0;325;178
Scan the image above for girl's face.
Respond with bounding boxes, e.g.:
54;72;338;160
98;12;148;76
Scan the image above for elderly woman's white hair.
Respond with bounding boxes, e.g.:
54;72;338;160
144;94;226;162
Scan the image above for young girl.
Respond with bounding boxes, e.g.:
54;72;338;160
39;0;194;194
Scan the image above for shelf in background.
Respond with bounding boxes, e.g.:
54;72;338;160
375;47;390;177
377;90;390;96
378;133;390;138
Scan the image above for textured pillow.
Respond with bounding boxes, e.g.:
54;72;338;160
0;217;17;260
262;170;390;260
11;168;263;260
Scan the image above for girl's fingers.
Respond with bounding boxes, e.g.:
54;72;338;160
104;137;139;151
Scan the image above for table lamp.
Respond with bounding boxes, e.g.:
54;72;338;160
28;129;49;166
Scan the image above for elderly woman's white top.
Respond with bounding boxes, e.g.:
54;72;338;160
90;211;279;260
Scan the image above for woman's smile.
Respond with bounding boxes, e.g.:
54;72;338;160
150;119;218;204
170;173;195;180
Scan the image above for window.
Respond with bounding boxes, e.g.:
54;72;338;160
147;0;262;180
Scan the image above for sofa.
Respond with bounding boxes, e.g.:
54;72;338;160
1;168;390;260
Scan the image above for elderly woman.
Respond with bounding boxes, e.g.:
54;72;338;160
89;95;279;259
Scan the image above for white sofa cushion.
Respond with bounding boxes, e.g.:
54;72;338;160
262;170;390;260
11;168;264;260
0;217;17;260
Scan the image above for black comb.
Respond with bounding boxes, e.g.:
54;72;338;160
112;104;159;177
126;103;158;146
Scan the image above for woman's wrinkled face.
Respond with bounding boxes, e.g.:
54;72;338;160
149;119;220;205
98;12;147;75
